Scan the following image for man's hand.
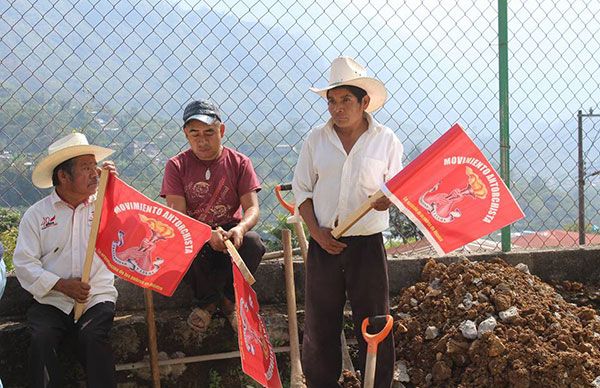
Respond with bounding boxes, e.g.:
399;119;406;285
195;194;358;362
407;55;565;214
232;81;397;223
372;195;392;211
53;278;90;303
311;227;347;255
226;226;245;249
98;160;118;176
209;229;228;252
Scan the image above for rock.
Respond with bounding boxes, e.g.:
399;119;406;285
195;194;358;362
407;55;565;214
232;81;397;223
578;308;596;322
446;338;470;354
485;334;506;357
499;306;519;322
477;316;497;337
393;360;410;383
592;376;600;387
492;291;512;312
459;320;477;340
431;361;452;382
463;293;474;309
477;291;490;302
429;278;441;290
515;263;530;274
577;342;594;354
425;326;439;340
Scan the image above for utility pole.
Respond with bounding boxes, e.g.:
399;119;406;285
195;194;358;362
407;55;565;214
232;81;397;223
577;109;600;245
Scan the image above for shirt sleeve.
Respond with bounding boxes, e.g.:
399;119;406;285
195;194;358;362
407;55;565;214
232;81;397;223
160;158;185;198
13;211;60;298
237;156;261;197
292;133;317;210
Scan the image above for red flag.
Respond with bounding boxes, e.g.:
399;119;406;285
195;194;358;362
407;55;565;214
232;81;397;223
95;174;212;296
382;124;524;255
233;262;282;388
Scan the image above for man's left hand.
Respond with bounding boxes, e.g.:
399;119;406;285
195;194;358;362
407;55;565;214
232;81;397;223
226;226;245;249
372;195;392;211
99;160;118;176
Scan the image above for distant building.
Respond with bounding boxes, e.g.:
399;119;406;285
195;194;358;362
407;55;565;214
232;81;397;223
125;140;161;158
511;229;600;249
386;238;500;257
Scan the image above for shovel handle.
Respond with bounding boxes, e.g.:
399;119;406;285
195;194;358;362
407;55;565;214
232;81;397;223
362;315;393;354
275;183;295;215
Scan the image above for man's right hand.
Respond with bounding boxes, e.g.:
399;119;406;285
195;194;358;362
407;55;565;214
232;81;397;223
53;278;90;303
209;229;228;252
311;227;347;255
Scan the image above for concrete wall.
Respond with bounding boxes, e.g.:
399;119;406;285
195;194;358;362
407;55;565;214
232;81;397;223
1;247;598;386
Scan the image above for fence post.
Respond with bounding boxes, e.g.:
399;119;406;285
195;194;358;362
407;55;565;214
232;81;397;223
498;0;511;252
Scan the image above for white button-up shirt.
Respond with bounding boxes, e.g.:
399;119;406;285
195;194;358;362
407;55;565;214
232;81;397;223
14;190;117;314
293;113;404;236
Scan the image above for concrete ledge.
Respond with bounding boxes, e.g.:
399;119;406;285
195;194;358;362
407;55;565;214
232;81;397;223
3;247;599;318
1;247;598;386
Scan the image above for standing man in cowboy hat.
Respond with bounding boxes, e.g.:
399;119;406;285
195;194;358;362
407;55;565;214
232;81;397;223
293;56;404;387
161;99;265;334
13;132;119;388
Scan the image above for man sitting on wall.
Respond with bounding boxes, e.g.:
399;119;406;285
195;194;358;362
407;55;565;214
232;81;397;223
161;99;265;334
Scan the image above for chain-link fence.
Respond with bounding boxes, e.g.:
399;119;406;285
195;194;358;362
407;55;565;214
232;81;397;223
1;0;600;258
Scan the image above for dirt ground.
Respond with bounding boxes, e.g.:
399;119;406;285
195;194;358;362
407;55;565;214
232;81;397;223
342;257;600;388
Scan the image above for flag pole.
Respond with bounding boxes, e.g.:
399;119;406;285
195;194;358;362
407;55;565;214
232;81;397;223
331;190;384;239
144;289;161;388
218;227;256;285
74;168;110;321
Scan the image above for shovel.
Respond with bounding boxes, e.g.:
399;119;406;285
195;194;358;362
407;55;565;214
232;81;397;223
361;315;393;388
274;183;355;373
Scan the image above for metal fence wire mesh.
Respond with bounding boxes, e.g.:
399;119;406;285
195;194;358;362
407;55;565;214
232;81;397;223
1;0;600;255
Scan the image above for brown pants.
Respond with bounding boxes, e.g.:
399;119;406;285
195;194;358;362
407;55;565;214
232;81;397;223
302;233;395;388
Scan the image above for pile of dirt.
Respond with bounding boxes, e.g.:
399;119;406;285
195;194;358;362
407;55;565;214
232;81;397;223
392;258;600;387
553;280;600;312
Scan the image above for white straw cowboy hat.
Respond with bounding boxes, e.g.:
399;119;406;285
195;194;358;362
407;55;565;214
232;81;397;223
32;132;114;189
310;56;387;113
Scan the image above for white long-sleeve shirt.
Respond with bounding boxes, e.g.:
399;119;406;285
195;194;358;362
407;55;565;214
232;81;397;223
293;113;404;236
13;190;117;314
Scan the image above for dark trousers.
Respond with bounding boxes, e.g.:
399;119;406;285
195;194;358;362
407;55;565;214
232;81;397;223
302;233;395;388
184;228;265;307
27;301;116;388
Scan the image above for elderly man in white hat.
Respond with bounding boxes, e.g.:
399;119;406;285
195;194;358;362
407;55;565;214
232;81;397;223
293;57;404;387
13;132;118;388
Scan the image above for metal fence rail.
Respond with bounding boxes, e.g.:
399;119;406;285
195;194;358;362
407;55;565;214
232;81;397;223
1;0;600;258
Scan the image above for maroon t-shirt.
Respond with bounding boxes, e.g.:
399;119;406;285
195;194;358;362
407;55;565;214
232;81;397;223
160;147;261;227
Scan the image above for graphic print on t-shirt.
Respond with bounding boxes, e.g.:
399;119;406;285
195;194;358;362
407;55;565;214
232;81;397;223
185;176;233;226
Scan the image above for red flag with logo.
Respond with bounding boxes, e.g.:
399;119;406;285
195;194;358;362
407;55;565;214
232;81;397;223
95;174;212;296
233;262;282;388
382;124;525;255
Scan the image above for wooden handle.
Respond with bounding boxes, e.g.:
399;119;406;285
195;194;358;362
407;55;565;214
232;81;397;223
292;222;308;265
283;229;305;387
144;289;161;388
331;190;384;239
74;169;110;321
219;228;256;285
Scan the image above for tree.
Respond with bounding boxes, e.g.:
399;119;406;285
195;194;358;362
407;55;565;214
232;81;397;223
389;207;423;243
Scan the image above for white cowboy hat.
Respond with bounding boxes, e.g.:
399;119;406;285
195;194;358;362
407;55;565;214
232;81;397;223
32;132;114;189
310;56;387;113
